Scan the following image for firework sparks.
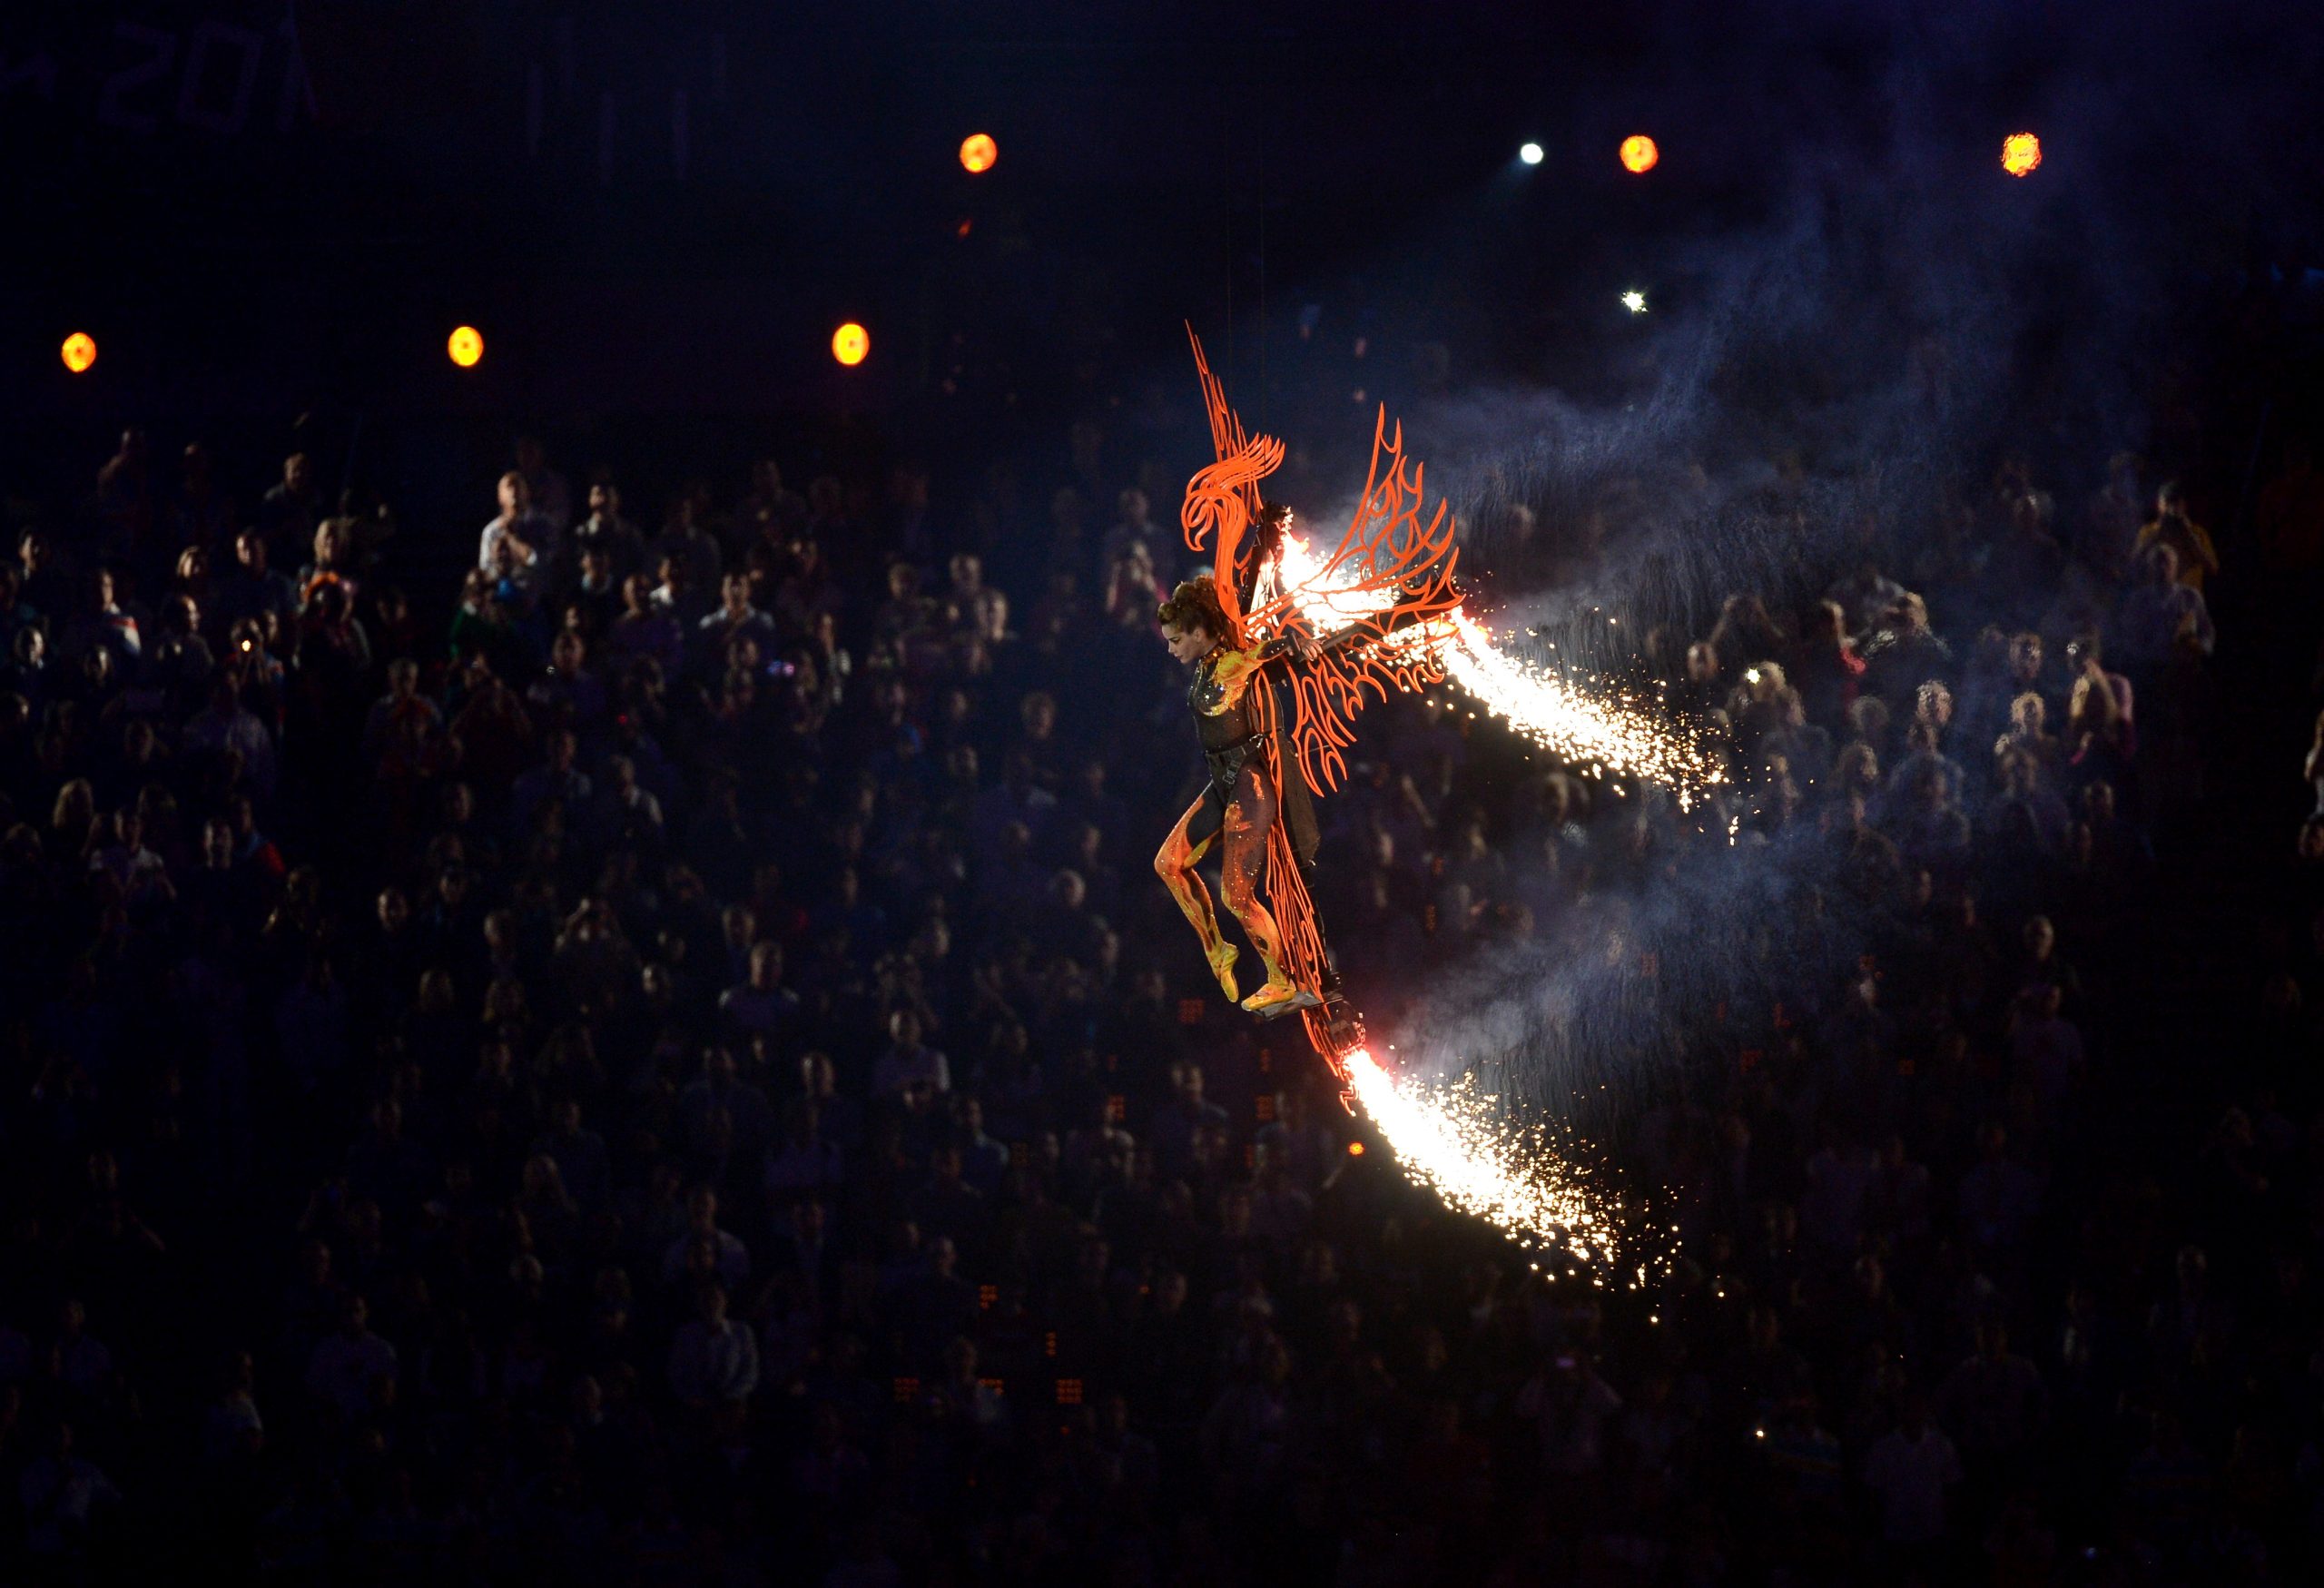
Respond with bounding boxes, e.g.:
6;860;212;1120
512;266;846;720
1275;538;1724;806
1432;611;1722;804
1268;535;1706;1272
1342;1049;1614;1260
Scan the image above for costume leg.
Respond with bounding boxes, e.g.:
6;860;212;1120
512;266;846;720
1155;795;1239;1000
1220;766;1295;1006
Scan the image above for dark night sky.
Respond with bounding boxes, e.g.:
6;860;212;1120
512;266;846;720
3;0;2319;431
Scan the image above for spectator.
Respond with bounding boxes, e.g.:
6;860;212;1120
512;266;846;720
571;474;645;579
258;452;321;569
0;362;2297;1583
183;675;278;801
696;571;777;675
667;1281;758;1411
214;527;301;636
1863;1392;1963;1558
303;1294;395;1424
2133;480;2219;593
660;1187;750;1291
871;1009;950;1100
718;939;797;1041
513;436;573;536
20;1422;122;1562
2116;543;2215;666
1935;1318;2047;1470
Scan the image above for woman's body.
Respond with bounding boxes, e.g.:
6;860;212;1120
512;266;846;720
1151;578;1314;1014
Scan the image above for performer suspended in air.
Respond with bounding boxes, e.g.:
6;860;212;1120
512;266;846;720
1153;567;1323;1017
1157;328;1725;1107
1157;327;1465;1078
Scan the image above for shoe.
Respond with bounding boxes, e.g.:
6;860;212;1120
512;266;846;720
1240;973;1303;1014
1206;942;1240;1002
1250;987;1320;1021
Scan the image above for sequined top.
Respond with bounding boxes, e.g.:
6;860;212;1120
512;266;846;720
1188;646;1263;754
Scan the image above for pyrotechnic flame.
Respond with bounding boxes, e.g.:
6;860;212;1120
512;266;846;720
1269;536;1704;1275
1275;537;1724;807
1343;1048;1615;1261
1433;612;1722;806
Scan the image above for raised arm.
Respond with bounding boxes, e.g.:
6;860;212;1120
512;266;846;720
1202;619;1388;715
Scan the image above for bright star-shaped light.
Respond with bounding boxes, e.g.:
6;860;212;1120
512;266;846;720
1620;290;1648;314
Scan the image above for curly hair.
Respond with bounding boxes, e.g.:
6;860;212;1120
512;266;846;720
1156;577;1227;638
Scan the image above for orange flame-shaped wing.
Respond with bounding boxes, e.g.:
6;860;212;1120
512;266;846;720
1256;405;1463;794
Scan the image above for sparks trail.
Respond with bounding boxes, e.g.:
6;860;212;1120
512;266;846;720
1299;592;1727;809
1177;328;1705;1276
1343;1049;1610;1258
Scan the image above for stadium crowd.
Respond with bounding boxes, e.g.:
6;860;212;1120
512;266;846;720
0;390;2320;1588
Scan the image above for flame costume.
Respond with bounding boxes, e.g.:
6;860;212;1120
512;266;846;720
1155;624;1322;1014
1158;329;1466;1082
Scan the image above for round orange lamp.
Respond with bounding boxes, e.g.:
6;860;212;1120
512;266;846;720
1620;134;1659;174
832;322;871;367
2001;132;2042;177
447;325;485;368
959;133;998;174
60;332;97;374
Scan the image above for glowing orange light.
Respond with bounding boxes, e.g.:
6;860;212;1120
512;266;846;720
447;325;485;368
959;133;997;174
1347;1140;1365;1157
2001;132;2042;177
832;322;871;367
60;332;97;374
1620;134;1659;174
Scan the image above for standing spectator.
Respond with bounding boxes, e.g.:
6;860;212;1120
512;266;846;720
1863;1393;1963;1562
696;572;777;676
184;676;279;802
608;573;685;678
2115;545;2214;667
667;1281;758;1412
660;1187;750;1290
534;1099;612;1210
15;526;71;618
95;428;154;565
63;568;143;669
20;1422;122;1563
478;472;551;596
1518;1349;1624;1481
648;500;722;608
304;1294;396;1424
215;528;301;636
718;941;798;1042
514;436;573;536
1099;487;1167;580
360;659;444;768
871;1010;949;1100
170;442;237;560
1935;1318;2047;1474
2133;481;2219;593
258;452;321;571
571;474;645;581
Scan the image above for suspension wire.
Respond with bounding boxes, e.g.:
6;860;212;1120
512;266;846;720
1258;54;1267;439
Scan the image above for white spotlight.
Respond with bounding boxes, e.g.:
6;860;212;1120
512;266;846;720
1620;290;1648;314
1519;142;1544;166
